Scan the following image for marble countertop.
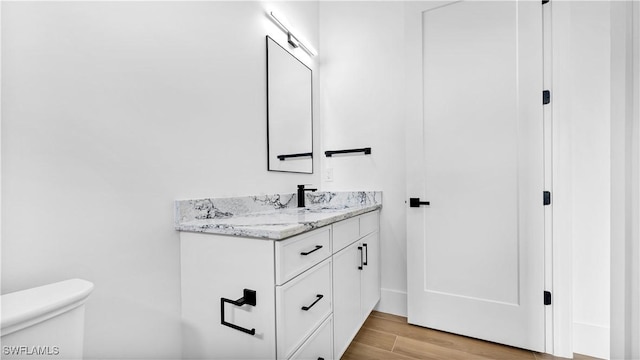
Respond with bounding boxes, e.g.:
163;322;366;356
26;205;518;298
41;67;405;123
175;191;382;240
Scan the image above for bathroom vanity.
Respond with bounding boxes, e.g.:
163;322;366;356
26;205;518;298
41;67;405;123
175;192;381;359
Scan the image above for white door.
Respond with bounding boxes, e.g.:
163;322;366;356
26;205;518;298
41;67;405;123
406;0;545;352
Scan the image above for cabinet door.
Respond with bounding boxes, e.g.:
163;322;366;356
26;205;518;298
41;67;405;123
181;233;276;359
360;232;381;320
332;241;362;359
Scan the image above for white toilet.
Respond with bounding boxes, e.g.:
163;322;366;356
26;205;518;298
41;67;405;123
1;279;94;360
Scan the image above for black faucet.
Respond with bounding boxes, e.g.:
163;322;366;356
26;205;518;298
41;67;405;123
297;184;317;208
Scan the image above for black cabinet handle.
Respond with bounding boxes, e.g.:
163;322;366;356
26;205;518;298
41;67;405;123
410;198;430;207
363;243;368;266
221;289;257;335
301;294;324;311
318;358;325;360
358;246;363;270
300;245;323;256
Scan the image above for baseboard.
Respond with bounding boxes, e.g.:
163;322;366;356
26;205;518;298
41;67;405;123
573;322;610;360
374;288;407;317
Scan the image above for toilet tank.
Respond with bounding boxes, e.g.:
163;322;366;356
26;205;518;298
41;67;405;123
1;279;94;360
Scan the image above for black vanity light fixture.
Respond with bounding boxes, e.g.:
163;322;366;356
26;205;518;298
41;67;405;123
268;10;317;57
324;147;372;157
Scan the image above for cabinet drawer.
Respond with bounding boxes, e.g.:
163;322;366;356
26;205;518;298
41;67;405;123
276;227;332;285
276;259;332;360
332;217;359;253
289;315;333;360
359;211;379;237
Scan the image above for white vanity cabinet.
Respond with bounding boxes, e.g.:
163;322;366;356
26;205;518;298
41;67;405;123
179;210;380;360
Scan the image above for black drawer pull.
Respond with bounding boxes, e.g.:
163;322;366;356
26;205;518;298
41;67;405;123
301;294;324;311
318;358;325;360
300;245;323;256
358;246;363;270
363;243;368;266
221;289;257;335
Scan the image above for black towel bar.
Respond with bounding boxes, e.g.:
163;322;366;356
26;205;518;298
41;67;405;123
324;148;371;157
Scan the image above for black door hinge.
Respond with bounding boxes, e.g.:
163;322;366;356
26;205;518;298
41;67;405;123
543;191;551;206
542;0;550;4
544;291;552;305
543;90;551;104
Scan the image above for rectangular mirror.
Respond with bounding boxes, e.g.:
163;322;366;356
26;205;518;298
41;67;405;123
266;36;313;173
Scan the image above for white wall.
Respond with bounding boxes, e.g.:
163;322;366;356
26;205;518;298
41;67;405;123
318;1;407;315
1;2;319;358
568;2;611;359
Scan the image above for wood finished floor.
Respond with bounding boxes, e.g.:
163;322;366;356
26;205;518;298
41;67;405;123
342;311;601;360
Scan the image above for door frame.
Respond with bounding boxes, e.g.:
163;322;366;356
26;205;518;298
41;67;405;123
541;2;640;358
549;1;572;357
610;1;640;359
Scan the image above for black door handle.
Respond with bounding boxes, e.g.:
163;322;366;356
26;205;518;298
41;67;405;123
301;294;324;311
358;246;363;270
410;198;430;207
221;289;257;335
